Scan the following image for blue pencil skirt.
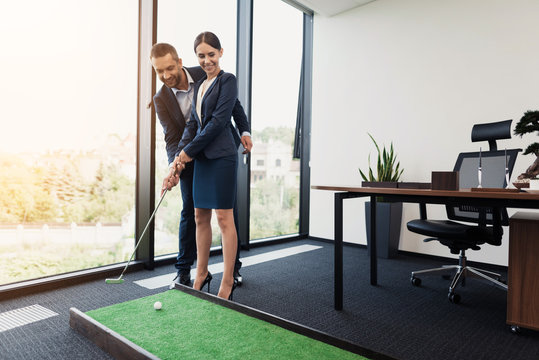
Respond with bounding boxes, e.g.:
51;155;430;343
193;154;237;209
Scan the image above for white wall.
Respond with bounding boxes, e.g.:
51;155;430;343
309;0;539;266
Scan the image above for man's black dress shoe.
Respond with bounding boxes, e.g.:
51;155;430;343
179;273;191;286
233;270;243;287
169;272;191;289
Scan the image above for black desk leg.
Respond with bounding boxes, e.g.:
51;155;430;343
370;195;377;286
334;193;344;310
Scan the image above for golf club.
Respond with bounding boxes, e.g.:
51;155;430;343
105;188;169;284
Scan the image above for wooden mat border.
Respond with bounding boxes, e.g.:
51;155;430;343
69;283;395;360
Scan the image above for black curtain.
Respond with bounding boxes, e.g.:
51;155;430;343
293;52;304;160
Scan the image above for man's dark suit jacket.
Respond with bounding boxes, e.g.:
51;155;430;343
153;66;249;168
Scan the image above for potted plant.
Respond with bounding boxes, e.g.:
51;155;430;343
359;134;404;187
359;134;404;258
513;110;539;189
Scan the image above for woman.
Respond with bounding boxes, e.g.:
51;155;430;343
175;32;245;300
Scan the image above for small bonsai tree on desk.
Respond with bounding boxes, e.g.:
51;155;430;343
514;110;539;181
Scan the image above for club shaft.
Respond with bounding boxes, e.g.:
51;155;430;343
116;189;168;280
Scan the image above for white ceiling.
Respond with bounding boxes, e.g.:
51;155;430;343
294;0;377;17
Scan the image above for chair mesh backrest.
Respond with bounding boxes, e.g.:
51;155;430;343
446;149;520;225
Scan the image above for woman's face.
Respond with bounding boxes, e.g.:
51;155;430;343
195;42;223;78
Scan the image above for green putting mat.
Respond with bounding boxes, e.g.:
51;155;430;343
87;290;367;360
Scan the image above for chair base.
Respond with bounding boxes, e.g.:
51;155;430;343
410;250;507;302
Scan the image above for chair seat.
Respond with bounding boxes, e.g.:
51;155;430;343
407;219;493;242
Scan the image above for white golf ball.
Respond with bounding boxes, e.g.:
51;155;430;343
153;301;162;310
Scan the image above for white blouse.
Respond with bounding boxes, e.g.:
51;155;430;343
195;76;217;125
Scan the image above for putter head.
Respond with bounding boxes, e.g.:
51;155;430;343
105;278;124;284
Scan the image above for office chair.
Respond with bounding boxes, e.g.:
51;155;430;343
407;120;521;303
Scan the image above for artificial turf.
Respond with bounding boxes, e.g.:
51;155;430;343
86;290;368;360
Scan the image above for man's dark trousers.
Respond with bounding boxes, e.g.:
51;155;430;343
175;163;196;276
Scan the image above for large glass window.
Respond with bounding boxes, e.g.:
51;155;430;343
250;0;303;240
154;0;237;256
0;0;138;285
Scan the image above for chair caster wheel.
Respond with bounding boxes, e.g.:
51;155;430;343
510;325;521;334
411;277;421;286
448;292;461;304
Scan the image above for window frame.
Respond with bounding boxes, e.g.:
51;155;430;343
0;0;313;296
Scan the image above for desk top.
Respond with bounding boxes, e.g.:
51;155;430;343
312;185;539;201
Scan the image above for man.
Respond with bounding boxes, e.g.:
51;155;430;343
150;43;252;286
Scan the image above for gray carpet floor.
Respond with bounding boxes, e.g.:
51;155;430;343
0;238;538;360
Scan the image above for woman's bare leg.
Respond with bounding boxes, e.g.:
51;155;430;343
215;208;237;299
192;208;212;290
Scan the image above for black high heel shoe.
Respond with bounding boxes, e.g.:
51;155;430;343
196;272;212;292
227;279;238;301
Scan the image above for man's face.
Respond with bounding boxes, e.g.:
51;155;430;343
151;53;183;89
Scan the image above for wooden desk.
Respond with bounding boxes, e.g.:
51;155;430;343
311;185;539;310
507;212;539;331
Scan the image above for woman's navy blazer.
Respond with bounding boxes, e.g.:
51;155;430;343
179;71;245;160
